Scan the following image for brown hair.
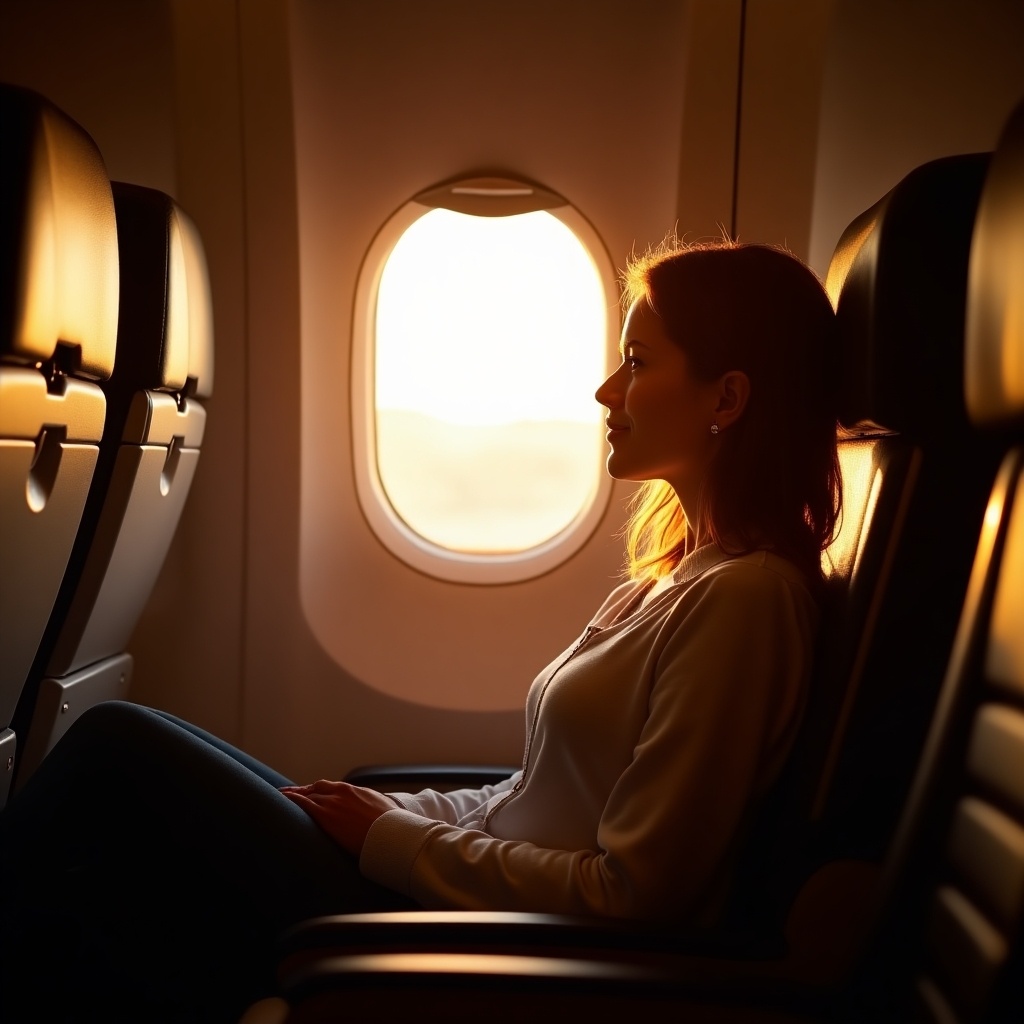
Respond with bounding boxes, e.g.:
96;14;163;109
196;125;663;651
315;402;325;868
622;238;841;581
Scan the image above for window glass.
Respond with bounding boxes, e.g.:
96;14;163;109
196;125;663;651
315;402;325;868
374;207;607;555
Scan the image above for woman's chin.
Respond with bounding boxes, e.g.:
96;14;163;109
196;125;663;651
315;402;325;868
604;457;642;482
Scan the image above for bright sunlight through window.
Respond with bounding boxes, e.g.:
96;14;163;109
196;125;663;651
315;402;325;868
374;207;607;556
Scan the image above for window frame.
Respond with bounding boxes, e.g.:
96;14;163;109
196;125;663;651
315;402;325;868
350;176;618;584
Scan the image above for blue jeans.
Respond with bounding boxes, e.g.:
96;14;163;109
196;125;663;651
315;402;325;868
0;700;414;1021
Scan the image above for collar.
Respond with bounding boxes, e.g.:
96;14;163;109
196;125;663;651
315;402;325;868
669;543;735;586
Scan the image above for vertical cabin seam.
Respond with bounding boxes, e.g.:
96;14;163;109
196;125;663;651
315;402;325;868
234;0;252;749
730;0;747;239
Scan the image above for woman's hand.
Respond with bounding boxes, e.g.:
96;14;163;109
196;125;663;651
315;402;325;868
279;780;398;857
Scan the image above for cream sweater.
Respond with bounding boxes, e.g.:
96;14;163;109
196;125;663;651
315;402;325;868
360;545;818;923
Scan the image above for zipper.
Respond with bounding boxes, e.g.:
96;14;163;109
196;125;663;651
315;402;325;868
481;624;600;828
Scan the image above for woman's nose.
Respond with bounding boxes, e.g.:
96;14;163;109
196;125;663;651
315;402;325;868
595;365;623;408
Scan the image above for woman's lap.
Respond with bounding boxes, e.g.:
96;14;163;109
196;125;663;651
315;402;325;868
4;703;371;907
148;706;296;788
0;700;414;1018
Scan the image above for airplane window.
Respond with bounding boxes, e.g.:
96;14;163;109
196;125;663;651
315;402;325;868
352;178;616;583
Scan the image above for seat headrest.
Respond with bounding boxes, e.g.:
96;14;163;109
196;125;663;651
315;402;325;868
825;154;989;437
111;182;214;399
965;98;1024;430
0;84;119;379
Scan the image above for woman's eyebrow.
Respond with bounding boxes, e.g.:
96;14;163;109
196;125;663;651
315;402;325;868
620;339;650;355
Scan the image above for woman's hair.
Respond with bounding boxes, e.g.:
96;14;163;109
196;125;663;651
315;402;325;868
622;237;842;582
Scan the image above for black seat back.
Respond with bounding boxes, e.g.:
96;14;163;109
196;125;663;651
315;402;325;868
865;96;1024;1024
730;154;1003;944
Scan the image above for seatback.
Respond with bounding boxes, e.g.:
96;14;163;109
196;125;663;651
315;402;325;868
869;96;1024;1024
0;84;119;808
11;181;214;788
731;153;1002;937
816;153;1005;851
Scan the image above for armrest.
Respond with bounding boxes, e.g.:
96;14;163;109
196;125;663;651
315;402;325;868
279;910;780;961
344;764;518;793
278;861;881;1003
278;947;833;1023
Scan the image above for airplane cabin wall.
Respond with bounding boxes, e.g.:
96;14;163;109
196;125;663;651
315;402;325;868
808;0;1024;274
1;0;1023;781
0;0;177;196
286;0;688;747
240;0;695;778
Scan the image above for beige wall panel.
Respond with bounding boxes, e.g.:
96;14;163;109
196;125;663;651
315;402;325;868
126;0;250;741
0;0;176;195
271;0;692;777
810;0;1024;274
674;0;743;239
735;0;833;261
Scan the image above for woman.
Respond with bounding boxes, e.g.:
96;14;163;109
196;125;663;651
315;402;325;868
0;239;840;1019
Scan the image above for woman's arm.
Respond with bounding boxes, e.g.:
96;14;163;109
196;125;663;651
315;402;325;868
280;774;523;850
384;774;521;824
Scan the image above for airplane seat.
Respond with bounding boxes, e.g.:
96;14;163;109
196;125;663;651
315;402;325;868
266;149;1005;1020
10;180;214;790
733;150;1004;934
850;94;1024;1024
344;764;518;795
0;83;118;809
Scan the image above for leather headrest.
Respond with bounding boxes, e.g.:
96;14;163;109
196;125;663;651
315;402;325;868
0;84;118;379
825;154;989;437
965;98;1024;429
111;182;214;399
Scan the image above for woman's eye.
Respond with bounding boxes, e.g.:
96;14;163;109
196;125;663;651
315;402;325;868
627;356;641;370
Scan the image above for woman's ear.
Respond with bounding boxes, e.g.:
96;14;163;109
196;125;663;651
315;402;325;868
714;370;750;429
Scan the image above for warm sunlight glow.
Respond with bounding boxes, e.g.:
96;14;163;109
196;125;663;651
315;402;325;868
822;442;877;579
987;484;1024;689
374;208;608;553
377;209;605;425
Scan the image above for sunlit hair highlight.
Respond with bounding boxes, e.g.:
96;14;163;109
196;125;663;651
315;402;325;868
620;236;842;583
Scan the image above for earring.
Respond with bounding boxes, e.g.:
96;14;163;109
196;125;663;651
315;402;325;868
710;421;720;436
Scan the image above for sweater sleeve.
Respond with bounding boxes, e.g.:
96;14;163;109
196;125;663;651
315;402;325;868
360;566;815;921
385;774;521;824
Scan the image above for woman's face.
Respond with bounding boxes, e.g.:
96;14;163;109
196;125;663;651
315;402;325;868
595;298;722;503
